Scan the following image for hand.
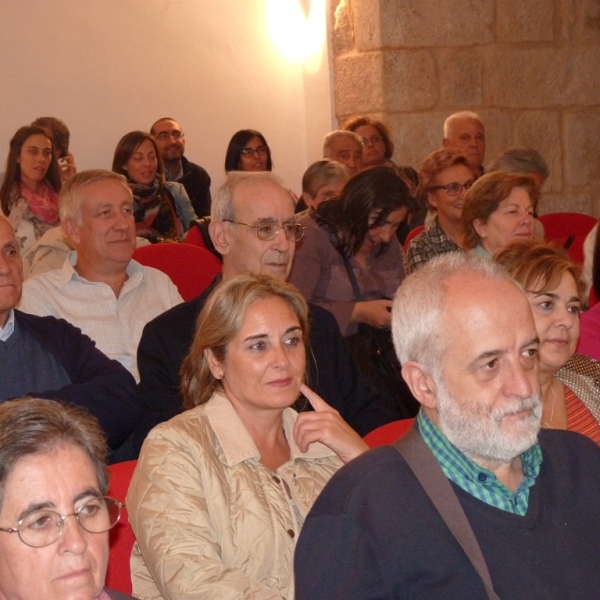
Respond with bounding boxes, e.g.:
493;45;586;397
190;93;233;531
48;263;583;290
351;299;393;329
294;384;368;464
58;153;77;182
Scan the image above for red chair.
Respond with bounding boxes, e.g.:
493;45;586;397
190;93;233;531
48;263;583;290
403;225;425;253
364;418;414;448
590;286;599;309
133;243;222;301
184;224;209;250
106;460;138;595
538;212;597;266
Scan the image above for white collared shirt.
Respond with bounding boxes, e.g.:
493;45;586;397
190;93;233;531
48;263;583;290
0;309;15;342
19;252;183;381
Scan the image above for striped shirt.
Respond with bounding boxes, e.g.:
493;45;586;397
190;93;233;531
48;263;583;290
565;385;600;445
418;411;542;515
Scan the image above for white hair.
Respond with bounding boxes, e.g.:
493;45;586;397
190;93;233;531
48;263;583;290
443;111;483;138
322;130;363;158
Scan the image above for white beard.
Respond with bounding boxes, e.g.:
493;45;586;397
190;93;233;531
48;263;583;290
435;379;543;464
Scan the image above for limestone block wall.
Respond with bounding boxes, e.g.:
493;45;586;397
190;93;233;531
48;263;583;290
331;0;600;216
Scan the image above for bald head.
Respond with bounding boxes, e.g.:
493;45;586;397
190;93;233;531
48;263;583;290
0;217;23;326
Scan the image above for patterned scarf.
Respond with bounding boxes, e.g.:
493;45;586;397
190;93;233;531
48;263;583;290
17;181;60;225
129;177;183;242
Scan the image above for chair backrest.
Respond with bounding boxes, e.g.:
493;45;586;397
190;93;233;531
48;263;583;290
403;225;425;252
105;460;138;595
364;418;414;448
590;286;600;309
184;223;208;249
538;212;597;265
133;243;222;301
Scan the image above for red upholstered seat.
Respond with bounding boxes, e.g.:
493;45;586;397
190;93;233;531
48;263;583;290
133;243;222;301
105;460;138;595
538;212;597;266
184;224;209;249
364;418;414;448
403;225;425;253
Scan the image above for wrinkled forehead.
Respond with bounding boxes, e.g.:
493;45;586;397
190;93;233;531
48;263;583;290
331;137;361;153
449;118;485;138
80;179;133;210
232;180;295;222
153;119;182;133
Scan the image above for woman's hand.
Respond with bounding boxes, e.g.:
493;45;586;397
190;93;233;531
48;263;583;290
351;299;393;328
294;384;369;464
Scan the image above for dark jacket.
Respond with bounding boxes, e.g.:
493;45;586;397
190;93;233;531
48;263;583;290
178;156;212;218
105;588;136;600
134;276;403;453
13;310;142;450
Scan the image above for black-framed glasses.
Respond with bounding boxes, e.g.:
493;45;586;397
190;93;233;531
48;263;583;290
224;220;305;242
361;135;383;146
155;131;184;141
429;181;475;196
240;145;269;157
0;496;122;548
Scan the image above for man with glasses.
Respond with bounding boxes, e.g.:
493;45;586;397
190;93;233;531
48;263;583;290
150;118;212;217
406;148;479;273
134;171;403;452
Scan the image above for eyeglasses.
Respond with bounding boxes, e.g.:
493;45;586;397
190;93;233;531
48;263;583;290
240;145;269;157
361;135;383;146
224;220;305;242
155;131;184;141
429;181;475;196
0;496;122;548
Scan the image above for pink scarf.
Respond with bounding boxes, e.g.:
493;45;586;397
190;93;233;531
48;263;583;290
18;181;59;225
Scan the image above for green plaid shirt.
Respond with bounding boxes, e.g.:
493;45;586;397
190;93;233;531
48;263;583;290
417;411;542;515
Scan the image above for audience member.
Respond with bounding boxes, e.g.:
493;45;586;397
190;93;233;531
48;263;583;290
496;240;600;444
442;111;486;173
127;274;367;599
462;171;538;257
294;159;348;214
224;129;272;172
406;147;478;273
0;215;140;456
112;131;196;242
486;147;549;189
150;117;212;218
136;171;404;452
32;116;77;182
322;130;363;176
0;126;62;254
19;170;182;381
290;166;418;418
0;397;135;600
295;253;600;599
578;227;600;360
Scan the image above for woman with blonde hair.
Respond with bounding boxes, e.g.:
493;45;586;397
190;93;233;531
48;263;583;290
127;273;367;599
495;240;600;444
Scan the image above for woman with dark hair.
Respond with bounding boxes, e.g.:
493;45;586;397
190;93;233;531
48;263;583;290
224;129;272;172
0;397;132;599
461;171;538;257
126;274;366;599
112;131;196;242
0;125;62;254
495;240;600;444
290;166;409;336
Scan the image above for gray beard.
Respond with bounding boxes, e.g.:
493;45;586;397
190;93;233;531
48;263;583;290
436;379;543;464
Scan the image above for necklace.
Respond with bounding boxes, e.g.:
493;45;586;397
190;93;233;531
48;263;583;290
542;379;556;429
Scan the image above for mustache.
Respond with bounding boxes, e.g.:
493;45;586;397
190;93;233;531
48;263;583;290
491;394;543;422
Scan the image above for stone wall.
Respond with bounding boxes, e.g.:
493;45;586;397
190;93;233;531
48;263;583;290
331;0;600;216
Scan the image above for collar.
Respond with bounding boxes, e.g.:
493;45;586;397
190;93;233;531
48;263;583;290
165;160;184;182
0;309;15;342
471;244;492;259
205;390;337;467
59;251;143;289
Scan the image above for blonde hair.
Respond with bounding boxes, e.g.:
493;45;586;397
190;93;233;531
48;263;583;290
180;274;310;409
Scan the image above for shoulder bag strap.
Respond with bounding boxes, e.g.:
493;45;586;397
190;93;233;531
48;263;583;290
338;249;363;302
393;428;500;600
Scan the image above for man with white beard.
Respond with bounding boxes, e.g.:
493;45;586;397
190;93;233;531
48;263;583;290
295;253;600;599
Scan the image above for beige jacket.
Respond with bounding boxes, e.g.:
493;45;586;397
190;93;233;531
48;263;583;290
126;392;342;600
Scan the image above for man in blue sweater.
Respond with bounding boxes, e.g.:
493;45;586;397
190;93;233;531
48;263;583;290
295;253;600;599
0;215;141;459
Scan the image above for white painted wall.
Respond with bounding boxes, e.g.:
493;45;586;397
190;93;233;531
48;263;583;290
0;0;334;196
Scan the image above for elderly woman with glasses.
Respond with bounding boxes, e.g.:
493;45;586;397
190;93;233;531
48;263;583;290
127;274;366;599
224;129;272;173
406;147;479;273
0;397;131;600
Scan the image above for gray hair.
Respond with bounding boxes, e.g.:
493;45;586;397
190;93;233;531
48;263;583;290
486;147;549;179
0;398;109;509
211;170;288;222
392;253;513;378
323;130;363;158
443;111;483;138
302;160;349;197
59;169;130;224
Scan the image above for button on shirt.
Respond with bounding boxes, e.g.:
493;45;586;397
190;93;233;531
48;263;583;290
19;252;183;381
417;411;542;515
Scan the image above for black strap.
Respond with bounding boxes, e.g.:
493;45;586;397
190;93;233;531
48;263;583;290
393;427;500;600
339;250;363;301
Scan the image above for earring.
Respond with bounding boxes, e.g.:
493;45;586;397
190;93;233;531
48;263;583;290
217;369;223;379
